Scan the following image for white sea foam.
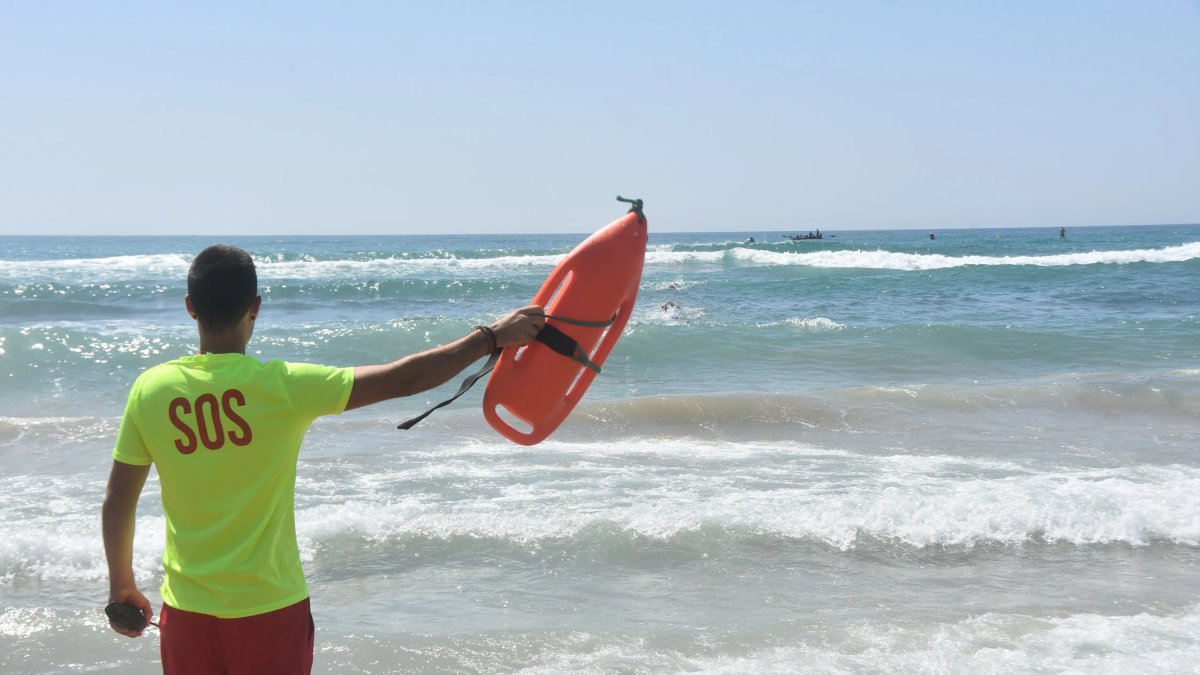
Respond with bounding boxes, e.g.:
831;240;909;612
11;440;1189;586
0;474;165;584
0;416;116;446
255;253;567;276
277;442;1200;551
5;241;1198;284
0;253;191;282
0;251;569;282
644;242;1200;271
761;316;847;330
656;606;1200;675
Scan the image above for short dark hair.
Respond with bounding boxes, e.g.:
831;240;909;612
187;244;258;330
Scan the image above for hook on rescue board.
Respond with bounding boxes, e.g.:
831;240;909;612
483;200;648;445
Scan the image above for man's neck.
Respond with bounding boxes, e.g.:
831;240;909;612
191;300;258;355
197;332;249;355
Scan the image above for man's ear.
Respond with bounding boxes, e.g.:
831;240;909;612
249;296;262;320
185;295;197;320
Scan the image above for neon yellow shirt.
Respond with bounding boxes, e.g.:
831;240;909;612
113;353;354;618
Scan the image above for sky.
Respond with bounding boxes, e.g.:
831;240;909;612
1;1;1198;235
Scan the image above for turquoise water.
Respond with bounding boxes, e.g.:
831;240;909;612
2;223;1200;673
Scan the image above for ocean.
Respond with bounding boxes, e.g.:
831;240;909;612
2;223;1199;674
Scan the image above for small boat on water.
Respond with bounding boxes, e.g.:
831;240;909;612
784;229;823;241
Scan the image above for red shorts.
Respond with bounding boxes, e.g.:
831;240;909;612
159;598;314;675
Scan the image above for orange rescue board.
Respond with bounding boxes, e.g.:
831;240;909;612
483;207;648;445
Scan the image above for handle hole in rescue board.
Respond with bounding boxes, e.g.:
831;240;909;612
564;322;613;399
492;404;535;436
543;270;573;310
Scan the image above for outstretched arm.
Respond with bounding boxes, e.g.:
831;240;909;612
102;459;153;637
345;305;545;411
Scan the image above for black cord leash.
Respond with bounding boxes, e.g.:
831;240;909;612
397;347;501;430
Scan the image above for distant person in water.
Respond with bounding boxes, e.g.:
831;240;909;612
1060;226;1066;239
929;232;936;240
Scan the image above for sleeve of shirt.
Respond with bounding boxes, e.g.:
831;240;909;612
282;362;355;419
112;384;153;466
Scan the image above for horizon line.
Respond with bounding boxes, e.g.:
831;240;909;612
2;222;1198;238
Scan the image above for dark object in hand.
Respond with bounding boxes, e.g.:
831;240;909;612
105;602;148;631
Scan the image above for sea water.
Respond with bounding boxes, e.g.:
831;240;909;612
1;225;1199;673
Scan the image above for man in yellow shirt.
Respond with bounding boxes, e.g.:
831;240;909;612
102;244;544;674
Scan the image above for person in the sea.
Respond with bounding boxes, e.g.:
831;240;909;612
1060;226;1066;239
101;244;545;674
